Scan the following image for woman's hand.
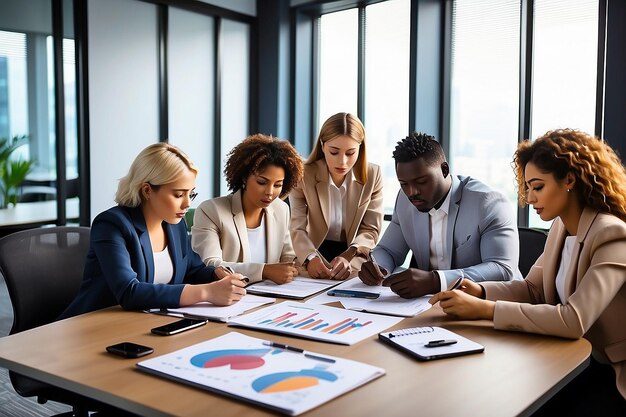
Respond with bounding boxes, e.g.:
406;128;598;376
213;265;232;280
429;288;495;320
329;256;351;280
205;274;247;306
263;262;299;284
306;257;332;279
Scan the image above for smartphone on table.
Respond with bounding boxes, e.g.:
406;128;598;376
106;342;154;358
150;318;208;336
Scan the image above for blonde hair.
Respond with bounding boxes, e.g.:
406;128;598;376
514;129;626;222
306;112;368;183
115;143;198;207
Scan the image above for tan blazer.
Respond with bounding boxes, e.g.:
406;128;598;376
289;159;384;271
483;207;626;399
191;191;295;284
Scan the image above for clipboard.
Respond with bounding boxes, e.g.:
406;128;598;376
378;326;484;361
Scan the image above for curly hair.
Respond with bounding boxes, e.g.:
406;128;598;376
514;129;626;222
224;133;304;198
307;112;368;183
392;132;446;165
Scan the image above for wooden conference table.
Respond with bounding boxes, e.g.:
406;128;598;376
0;302;590;417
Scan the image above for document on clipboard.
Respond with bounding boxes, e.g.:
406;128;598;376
378;326;484;361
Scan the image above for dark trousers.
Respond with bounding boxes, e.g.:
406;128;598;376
318;239;347;263
532;357;626;416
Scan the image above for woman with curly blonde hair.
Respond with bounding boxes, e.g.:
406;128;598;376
431;129;626;413
192;134;304;284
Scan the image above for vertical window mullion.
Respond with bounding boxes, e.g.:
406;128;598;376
357;6;366;123
518;0;534;227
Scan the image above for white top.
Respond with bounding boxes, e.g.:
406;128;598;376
428;190;452;291
247;214;267;264
153;246;173;285
326;170;353;242
556;235;577;304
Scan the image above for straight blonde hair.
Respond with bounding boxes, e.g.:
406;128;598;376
306;112;368;183
115;143;198;207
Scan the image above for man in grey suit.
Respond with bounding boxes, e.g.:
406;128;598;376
359;132;521;298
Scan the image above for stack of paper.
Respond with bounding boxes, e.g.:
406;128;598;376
147;294;275;322
137;332;385;416
246;277;340;299
228;301;402;345
305;278;432;317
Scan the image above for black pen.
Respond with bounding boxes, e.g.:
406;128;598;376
262;341;336;363
425;339;457;348
144;308;208;321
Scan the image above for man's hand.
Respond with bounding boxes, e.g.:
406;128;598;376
358;261;387;286
382;268;439;298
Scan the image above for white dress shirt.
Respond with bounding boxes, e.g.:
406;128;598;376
247;215;267;264
556;235;577;304
153;246;173;284
428;190;452;291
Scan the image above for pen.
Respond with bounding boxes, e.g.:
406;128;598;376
262;341;337;363
425;339;457;348
368;252;385;278
223;266;250;284
327;289;380;299
145;308;208;321
448;275;464;291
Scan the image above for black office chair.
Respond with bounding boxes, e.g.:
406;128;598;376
518;227;548;277
0;227;132;417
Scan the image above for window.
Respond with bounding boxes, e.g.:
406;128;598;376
528;0;599;228
449;0;600;228
316;0;410;212
449;0;521;213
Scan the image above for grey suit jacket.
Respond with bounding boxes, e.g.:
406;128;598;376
372;175;521;286
191;191;295;283
485;207;626;399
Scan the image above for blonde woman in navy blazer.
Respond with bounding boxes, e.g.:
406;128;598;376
192;134;303;284
432;130;626;413
289;113;384;280
60;143;246;318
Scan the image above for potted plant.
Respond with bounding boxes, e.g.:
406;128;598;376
0;135;35;209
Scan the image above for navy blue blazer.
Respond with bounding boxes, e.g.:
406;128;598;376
60;205;216;318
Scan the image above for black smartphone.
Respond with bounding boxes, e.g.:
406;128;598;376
106;342;154;358
150;318;208;336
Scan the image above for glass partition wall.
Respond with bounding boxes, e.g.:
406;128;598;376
0;0;79;234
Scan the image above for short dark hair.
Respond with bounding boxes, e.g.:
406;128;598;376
392;132;445;166
224;134;304;198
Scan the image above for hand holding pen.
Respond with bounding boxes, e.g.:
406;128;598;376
428;272;480;305
358;252;388;286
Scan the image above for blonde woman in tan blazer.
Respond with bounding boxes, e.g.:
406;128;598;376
290;113;383;280
431;129;626;413
192;134;303;284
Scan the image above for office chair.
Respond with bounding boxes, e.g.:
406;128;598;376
518;227;548;277
185;207;195;233
0;226;134;417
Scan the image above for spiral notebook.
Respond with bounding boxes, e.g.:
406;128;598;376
378;326;484;361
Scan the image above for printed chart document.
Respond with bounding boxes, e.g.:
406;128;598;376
306;278;432;317
228;302;402;345
137;332;385;416
379;326;484;361
246;277;340;299
146;295;275;322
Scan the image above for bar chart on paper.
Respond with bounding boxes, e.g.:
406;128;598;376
228;302;403;345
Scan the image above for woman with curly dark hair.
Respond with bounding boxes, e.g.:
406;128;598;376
192;134;304;284
431;129;626;413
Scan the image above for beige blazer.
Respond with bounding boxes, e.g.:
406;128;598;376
289;159;384;271
191;191;295;283
483;207;626;399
